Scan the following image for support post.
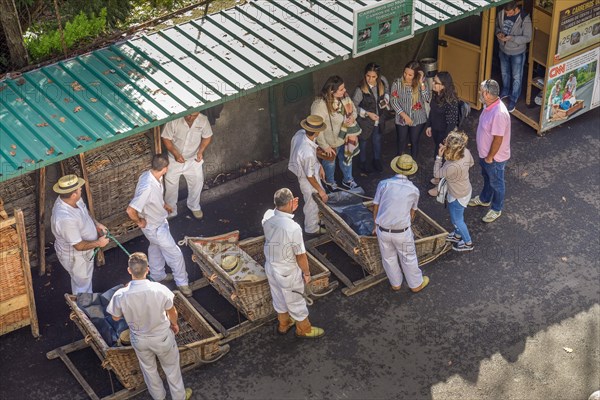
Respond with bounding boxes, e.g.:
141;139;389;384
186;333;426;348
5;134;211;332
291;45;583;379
268;85;280;159
37;167;46;276
15;209;40;337
153;126;162;154
78;153;105;266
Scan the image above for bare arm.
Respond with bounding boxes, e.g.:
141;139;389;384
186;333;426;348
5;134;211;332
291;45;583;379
485;135;504;163
410;208;416;221
372;204;379;235
196;136;212;162
126;206;147;229
162;138;184;163
295;253;311;283
166;305;179;334
307;176;328;202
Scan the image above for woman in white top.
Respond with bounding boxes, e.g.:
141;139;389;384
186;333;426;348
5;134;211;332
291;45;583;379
433;130;474;252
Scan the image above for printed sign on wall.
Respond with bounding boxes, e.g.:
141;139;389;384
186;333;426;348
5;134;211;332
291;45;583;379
556;0;600;59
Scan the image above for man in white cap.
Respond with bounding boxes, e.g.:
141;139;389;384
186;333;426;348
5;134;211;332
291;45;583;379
288;115;328;235
372;155;429;293
51;174;109;294
126;154;192;297
262;188;325;339
162;111;213;220
107;252;192;400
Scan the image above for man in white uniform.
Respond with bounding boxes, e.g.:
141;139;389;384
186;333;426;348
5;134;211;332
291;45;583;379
107;252;192;400
126;154;192;297
51;175;109;294
262;188;325;339
373;155;429;292
287;115;328;235
162;112;213;220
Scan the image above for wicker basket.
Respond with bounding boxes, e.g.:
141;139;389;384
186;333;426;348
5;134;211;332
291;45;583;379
314;194;450;275
187;231;332;321
63;132;152;246
65;292;224;391
0;173;38;265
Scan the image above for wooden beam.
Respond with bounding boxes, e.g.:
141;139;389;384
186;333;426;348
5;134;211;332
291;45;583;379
54;348;100;400
153;126;162;154
0;217;16;229
0;294;29;315
38;167;47;275
78;153;105;266
46;339;89;359
15;208;39;337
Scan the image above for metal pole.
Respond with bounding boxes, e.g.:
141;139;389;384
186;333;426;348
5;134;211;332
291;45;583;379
268;85;280;158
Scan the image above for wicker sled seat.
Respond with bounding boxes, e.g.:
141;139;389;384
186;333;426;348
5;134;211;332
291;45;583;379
187;231;333;322
314;193;451;275
65;292;227;391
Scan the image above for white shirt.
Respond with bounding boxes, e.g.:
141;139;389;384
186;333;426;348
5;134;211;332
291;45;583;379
51;197;97;255
262;209;306;276
373;175;419;230
288;129;320;179
161;114;213;160
107;279;174;338
129;170;167;230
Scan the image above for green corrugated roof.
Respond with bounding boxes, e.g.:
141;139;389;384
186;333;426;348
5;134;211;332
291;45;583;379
0;0;509;183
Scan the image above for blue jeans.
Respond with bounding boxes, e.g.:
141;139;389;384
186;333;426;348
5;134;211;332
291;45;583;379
322;145;354;185
499;51;526;105
479;158;507;212
359;125;382;162
448;200;472;244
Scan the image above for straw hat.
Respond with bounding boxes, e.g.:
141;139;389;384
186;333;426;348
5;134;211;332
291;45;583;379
53;174;86;194
221;255;241;275
390;154;418;176
300;115;327;133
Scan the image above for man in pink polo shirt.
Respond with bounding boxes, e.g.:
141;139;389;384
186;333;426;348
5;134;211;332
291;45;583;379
468;79;511;223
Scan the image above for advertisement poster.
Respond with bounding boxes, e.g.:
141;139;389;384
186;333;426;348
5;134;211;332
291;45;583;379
353;0;414;58
556;0;600;59
541;47;600;132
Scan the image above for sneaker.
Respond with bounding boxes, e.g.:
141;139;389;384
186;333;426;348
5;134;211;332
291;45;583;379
446;232;462;243
156;273;174;283
468;196;491;207
325;182;338;192
411;276;430;293
185;388;193;400
507;102;516;113
452;240;474;252
428;187;438;197
192;210;203;220
500;95;509;101
482;209;502;223
430;177;440;185
295;326;325;339
342;180;358;190
177;285;193;297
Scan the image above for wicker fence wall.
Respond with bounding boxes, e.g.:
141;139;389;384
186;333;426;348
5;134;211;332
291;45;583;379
0;173;38;266
62;132;153;245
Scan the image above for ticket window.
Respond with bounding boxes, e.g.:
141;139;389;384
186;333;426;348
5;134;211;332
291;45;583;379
437;9;497;110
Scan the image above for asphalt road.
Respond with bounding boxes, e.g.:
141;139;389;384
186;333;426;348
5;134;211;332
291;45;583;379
0;107;598;400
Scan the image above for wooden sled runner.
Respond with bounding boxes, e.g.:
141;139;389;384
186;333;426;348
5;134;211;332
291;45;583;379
47;292;230;400
311;193;451;296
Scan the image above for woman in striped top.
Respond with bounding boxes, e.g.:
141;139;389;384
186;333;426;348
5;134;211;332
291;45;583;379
390;61;431;160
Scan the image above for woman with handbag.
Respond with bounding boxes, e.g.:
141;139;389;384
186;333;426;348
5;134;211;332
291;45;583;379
425;71;459;196
433;130;474;252
352;62;390;173
311;75;359;190
390;61;430;160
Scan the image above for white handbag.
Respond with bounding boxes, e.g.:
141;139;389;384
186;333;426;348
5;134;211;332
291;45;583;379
436;177;448;205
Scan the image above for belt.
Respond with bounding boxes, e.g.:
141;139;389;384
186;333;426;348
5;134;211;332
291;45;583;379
378;225;410;233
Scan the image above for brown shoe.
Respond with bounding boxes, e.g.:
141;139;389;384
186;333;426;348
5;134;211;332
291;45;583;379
428;187;438;197
411;276;430;293
277;313;295;335
430;177;440;185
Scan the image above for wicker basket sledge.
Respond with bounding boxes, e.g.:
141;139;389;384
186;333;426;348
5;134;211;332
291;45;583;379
65;291;228;391
186;231;332;322
313;193;451;275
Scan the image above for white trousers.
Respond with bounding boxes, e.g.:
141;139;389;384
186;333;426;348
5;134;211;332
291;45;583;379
377;228;424;289
131;329;186;400
142;222;188;286
56;247;94;294
298;176;321;234
265;264;309;321
164;159;204;216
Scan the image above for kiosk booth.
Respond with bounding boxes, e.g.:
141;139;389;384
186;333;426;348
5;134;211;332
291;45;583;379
435;0;599;135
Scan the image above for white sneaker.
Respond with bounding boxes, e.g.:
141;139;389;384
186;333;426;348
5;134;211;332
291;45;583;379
482;209;502;223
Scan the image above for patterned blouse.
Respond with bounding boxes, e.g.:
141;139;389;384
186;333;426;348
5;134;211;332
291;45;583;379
390;79;431;126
